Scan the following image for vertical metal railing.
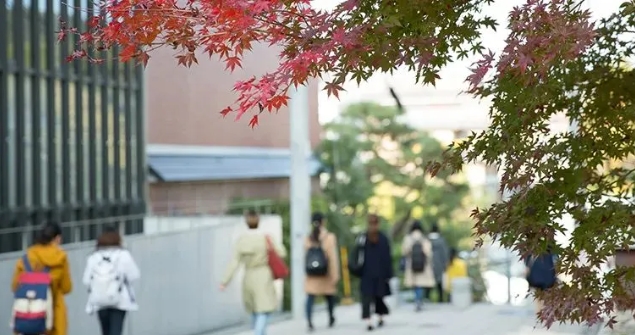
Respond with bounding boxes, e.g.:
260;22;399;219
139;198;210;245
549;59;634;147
14;0;27;242
46;0;59;224
0;0;11;250
30;0;42;229
0;1;146;254
72;0;85;236
112;45;122;219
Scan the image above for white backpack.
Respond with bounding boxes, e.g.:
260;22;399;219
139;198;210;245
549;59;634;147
88;252;123;308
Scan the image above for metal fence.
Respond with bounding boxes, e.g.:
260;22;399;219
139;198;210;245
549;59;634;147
0;214;282;335
0;214;146;252
0;0;146;253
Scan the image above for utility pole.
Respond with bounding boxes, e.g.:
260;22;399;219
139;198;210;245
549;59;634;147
289;84;311;319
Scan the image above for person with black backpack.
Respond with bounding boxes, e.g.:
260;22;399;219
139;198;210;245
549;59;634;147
524;246;558;314
401;221;435;311
304;212;340;332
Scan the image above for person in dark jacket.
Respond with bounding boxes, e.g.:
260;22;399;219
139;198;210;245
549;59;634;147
427;222;449;302
524;245;558;315
359;214;394;331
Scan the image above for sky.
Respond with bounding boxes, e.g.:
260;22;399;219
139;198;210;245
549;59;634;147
313;0;627;124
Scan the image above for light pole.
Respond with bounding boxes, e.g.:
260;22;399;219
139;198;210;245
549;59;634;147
289;84;311;319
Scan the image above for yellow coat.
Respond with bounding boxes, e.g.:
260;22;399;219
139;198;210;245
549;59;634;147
444;258;468;292
304;229;340;295
12;244;73;335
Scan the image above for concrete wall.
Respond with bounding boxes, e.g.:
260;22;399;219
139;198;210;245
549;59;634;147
0;215;284;335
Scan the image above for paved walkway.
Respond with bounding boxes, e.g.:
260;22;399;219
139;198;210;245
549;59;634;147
207;303;599;335
596;311;635;335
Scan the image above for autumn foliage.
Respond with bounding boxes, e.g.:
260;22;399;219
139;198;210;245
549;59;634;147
61;0;635;328
60;0;497;127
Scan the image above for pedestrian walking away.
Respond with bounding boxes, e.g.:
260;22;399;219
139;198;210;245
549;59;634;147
359;214;394;331
304;212;340;332
444;248;468;303
220;210;288;335
524;242;558;315
427;222;449;303
83;226;141;335
11;222;73;335
401;220;435;311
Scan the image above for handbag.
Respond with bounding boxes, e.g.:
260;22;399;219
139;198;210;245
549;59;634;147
348;234;366;277
266;236;289;280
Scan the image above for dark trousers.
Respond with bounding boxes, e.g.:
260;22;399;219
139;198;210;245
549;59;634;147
306;294;336;323
98;308;127;335
361;295;389;319
425;281;445;302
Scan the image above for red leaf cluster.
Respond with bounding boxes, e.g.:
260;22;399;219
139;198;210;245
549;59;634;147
59;0;373;126
59;0;490;128
467;0;596;91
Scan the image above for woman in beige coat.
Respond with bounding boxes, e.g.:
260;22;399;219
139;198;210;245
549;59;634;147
220;210;287;335
401;221;435;311
304;212;340;331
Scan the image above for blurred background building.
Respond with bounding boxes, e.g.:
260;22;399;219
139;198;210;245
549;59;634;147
144;44;322;215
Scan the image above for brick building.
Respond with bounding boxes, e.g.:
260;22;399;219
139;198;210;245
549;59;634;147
145;44;322;215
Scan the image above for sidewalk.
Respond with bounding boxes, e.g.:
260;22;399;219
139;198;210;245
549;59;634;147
596;311;635;335
205;303;599;335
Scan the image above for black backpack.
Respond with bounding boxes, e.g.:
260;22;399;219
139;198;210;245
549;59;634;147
305;245;329;276
410;240;427;272
348;234;366;277
526;254;557;289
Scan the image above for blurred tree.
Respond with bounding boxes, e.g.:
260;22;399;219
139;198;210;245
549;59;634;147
316;102;470;243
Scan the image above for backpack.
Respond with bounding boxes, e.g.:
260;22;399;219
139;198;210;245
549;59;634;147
11;255;54;335
410;240;427;273
348;234;366;277
305;244;329;276
88;252;124;308
526;254;557;289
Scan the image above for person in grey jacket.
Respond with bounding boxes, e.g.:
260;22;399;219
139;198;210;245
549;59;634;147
427;222;449;302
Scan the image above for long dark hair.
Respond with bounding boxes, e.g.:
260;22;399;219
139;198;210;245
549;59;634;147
245;209;259;229
96;226;122;249
450;248;458;263
310;212;324;243
410;220;424;234
34;222;62;245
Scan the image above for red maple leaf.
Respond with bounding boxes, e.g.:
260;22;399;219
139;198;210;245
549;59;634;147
323;81;344;99
248;115;259;128
58;0;595;129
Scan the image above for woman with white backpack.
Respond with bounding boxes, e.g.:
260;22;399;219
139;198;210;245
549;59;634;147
82;226;140;335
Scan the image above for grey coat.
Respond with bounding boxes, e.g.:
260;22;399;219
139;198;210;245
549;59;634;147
428;232;449;283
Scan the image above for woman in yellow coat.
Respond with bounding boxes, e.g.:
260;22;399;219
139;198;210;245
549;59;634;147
304;212;340;331
444;248;468;302
12;223;73;335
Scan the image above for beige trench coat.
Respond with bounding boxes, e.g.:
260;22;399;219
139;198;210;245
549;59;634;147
401;231;436;288
222;230;287;313
304;228;340;295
